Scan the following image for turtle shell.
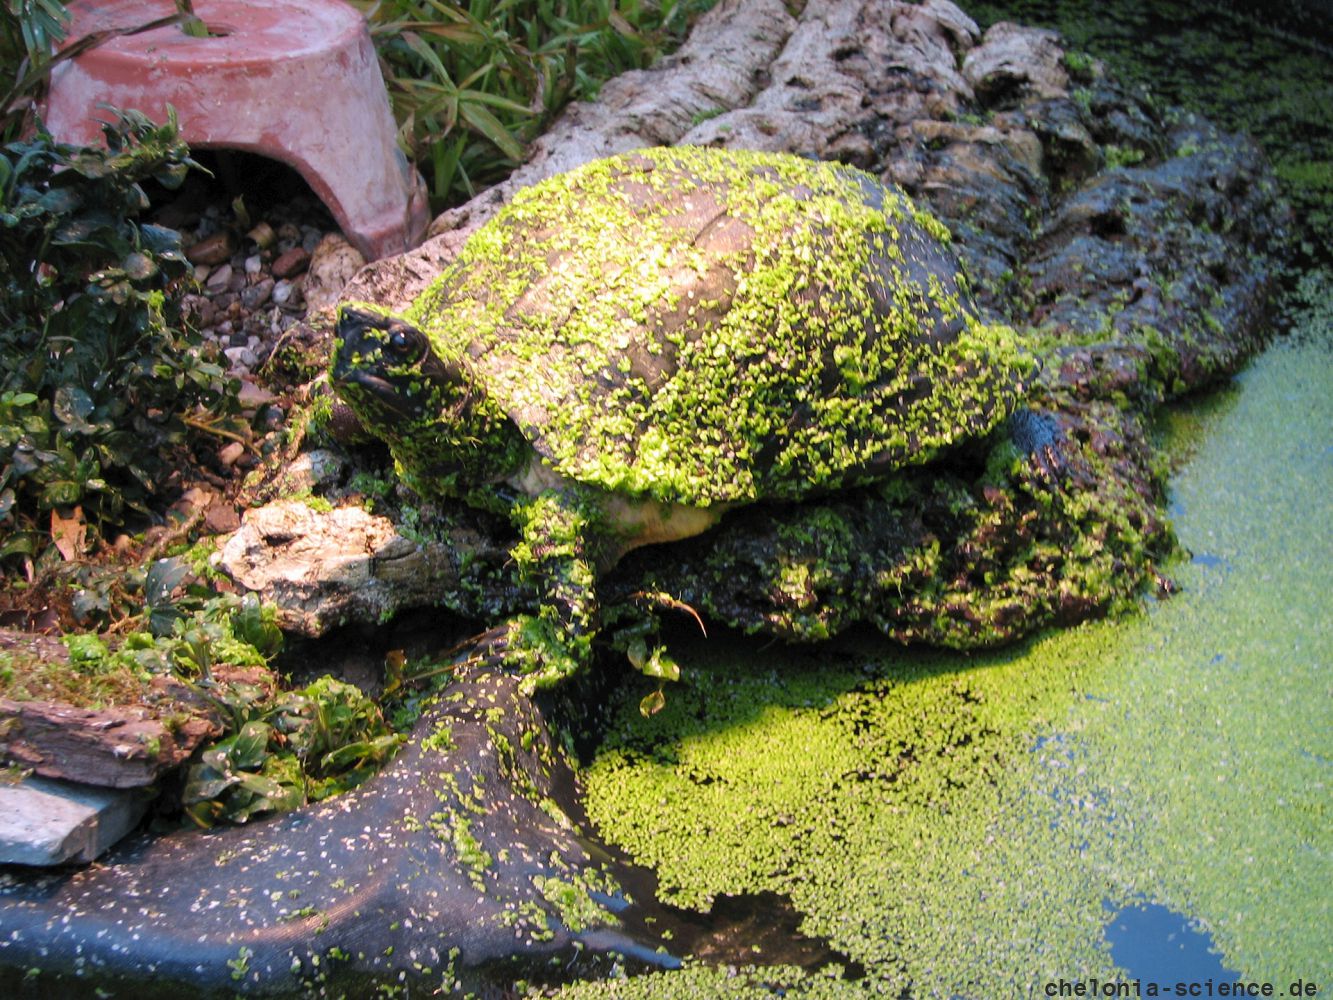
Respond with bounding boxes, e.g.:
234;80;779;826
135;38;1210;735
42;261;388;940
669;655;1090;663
407;146;1028;506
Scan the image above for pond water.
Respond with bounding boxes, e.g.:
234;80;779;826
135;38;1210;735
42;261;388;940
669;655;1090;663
558;305;1329;997
551;2;1333;992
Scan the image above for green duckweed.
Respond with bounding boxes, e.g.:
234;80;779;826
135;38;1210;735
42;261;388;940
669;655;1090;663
556;300;1331;996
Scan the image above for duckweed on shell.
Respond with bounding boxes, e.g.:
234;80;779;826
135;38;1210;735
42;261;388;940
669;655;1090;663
336;145;1031;508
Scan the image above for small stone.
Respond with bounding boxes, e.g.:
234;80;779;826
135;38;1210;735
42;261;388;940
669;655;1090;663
218;441;246;466
244;253;263;276
241;277;274;310
182;294;216;328
186;231;235;266
247;221;277;249
193;263;211;283
171;485;216;516
277;222;302;243
223;345;257;369
228;330;248;347
0;776;150;865
205;263;233;293
237;380;276;409
273;278;304;310
278;449;347;494
304;234;366;313
204;503;242;534
271;246;310;278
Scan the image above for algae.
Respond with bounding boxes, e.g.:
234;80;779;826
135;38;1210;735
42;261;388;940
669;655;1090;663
556;299;1331;996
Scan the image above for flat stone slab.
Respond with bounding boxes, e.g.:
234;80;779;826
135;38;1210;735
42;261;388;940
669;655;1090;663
0;776;149;866
0;696;221;788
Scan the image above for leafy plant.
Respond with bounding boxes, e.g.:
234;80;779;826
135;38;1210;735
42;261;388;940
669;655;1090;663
182;675;405;827
0;109;241;570
355;0;714;207
0;0;70;138
3;570;405;827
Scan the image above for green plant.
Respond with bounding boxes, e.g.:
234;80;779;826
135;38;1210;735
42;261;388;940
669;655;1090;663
355;0;714;208
0;0;70;138
182;675;405;827
0;570;405;826
0;110;241;570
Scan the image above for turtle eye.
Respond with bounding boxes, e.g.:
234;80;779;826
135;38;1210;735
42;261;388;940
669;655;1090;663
386;325;422;359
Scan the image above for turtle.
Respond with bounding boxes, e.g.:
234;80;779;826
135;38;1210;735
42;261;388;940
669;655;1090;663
331;145;1032;689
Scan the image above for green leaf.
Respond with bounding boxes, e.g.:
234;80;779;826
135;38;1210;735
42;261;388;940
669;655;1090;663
639;687;667;717
627;640;680;682
52;385;95;427
644;646;681;682
146;557;189;604
229;720;274;770
184;773;240;803
38;187;81;214
39;478;84;507
139;223;184;256
459;99;524;160
120;251;159;281
402;30;456;86
232;593;283;659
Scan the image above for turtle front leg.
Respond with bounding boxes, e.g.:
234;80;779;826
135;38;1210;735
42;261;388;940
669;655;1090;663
503;487;607;689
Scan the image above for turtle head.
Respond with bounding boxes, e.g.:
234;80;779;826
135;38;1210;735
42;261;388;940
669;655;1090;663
331;306;529;495
331;307;443;420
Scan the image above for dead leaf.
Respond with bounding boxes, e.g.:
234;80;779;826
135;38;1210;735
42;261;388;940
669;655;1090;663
50;505;86;561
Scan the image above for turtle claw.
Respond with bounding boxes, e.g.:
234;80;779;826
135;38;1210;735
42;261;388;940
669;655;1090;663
1007;407;1069;486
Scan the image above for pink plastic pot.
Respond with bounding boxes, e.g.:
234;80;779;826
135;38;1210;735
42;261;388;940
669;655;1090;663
43;0;428;260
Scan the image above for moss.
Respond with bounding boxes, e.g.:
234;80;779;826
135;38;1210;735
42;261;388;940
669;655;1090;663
565;318;1331;995
1103;143;1146;169
534;871;620;934
422;721;456;753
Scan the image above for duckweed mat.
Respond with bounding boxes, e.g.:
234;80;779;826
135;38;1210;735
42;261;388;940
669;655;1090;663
556;295;1331;996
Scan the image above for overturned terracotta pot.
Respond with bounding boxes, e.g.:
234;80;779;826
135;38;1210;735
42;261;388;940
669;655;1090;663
42;0;428;260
